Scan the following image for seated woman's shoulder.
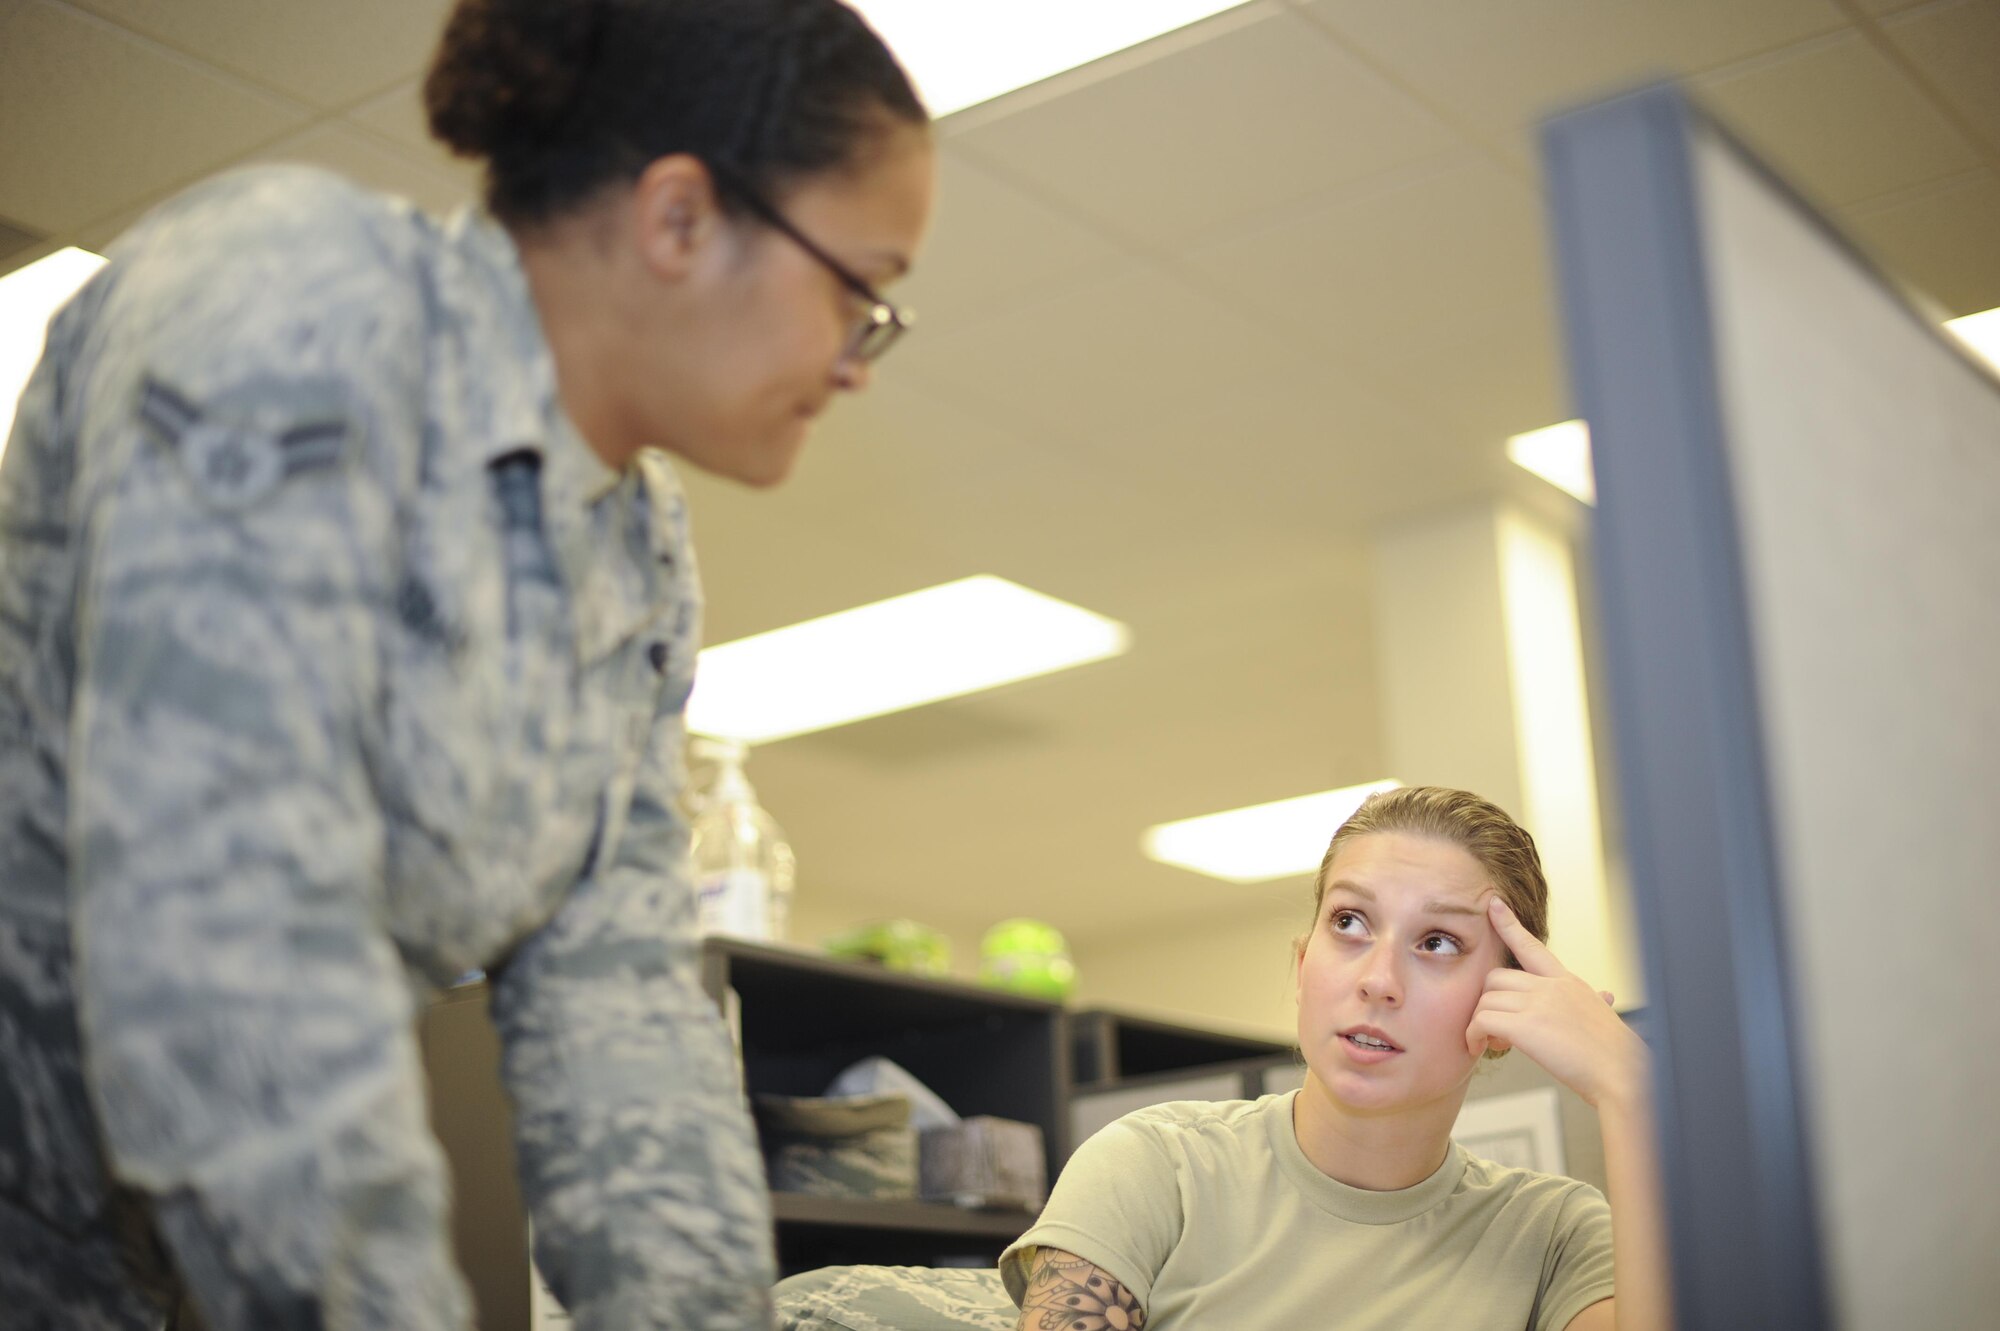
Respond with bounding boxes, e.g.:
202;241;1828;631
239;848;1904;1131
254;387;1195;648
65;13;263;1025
1459;1149;1607;1209
1109;1094;1278;1153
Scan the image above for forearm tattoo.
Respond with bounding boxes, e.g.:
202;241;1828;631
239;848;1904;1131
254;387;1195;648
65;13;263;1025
1018;1247;1147;1331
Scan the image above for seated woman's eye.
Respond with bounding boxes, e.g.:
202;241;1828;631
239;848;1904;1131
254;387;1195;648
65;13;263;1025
1331;910;1365;935
1418;933;1464;956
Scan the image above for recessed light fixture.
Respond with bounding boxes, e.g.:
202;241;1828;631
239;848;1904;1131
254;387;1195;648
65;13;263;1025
1;247;106;457
1507;419;1595;505
852;0;1255;117
1945;305;2000;374
1142;780;1402;884
687;574;1129;745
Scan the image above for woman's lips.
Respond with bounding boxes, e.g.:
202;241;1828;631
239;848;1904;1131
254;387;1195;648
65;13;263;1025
1338;1028;1403;1064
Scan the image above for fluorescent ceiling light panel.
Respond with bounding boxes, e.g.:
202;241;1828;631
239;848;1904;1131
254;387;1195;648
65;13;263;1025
1507;419;1596;505
1143;780;1402;884
1946;306;2000;375
852;0;1255;117
687;574;1128;745
1;247;106;459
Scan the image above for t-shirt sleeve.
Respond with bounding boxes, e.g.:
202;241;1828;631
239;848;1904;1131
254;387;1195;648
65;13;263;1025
1534;1182;1617;1331
999;1115;1185;1311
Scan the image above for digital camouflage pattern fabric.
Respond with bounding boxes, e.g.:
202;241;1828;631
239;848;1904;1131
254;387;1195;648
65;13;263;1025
0;165;775;1330
755;1094;917;1202
772;1265;1015;1331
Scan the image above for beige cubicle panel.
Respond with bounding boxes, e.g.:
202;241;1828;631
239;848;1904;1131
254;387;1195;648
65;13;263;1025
1548;84;2000;1330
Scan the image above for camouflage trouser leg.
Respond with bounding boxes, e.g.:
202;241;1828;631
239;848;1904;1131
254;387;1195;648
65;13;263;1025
0;1191;182;1331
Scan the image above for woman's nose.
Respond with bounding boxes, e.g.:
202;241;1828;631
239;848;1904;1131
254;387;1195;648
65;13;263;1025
1359;953;1403;1006
832;352;873;393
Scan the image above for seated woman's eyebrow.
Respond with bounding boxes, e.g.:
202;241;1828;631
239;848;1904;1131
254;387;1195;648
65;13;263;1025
1424;899;1485;917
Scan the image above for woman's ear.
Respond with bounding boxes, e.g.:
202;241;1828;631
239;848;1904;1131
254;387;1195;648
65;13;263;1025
630;153;722;280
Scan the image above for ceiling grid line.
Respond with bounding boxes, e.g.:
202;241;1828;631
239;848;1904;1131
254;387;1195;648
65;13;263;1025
1834;0;2000;170
21;0;324;250
38;0;313;116
1279;0;1543;186
1841;162;1996;218
59;101;358;248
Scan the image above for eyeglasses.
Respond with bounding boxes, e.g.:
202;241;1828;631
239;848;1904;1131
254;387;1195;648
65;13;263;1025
708;162;914;365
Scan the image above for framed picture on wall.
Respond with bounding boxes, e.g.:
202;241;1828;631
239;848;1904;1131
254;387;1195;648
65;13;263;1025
1452;1086;1565;1175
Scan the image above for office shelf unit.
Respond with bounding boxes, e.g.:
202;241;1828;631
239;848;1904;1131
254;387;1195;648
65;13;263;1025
1069;1006;1294;1087
699;938;1069;1274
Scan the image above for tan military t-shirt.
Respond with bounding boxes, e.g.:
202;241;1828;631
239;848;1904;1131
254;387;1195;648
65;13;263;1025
1001;1093;1615;1331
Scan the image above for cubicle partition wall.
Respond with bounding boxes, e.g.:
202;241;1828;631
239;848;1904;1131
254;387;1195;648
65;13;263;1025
1545;86;2000;1330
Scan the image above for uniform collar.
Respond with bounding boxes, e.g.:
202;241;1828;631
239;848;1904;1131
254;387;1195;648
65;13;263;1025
443;207;618;512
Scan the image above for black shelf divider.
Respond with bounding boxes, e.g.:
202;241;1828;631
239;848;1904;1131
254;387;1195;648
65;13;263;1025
700;938;1069;1275
768;1193;1037;1239
1069;1005;1294;1087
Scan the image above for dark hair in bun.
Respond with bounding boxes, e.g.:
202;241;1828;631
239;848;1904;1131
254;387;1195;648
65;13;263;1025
425;0;927;225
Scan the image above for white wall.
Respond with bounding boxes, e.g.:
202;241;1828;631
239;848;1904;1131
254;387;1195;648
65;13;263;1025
1068;897;1307;1041
785;892;993;983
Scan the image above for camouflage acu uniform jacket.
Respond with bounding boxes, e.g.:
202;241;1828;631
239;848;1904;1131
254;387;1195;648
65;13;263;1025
0;166;775;1330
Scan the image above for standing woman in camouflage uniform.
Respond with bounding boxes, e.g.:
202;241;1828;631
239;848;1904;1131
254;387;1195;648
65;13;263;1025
0;1;933;1326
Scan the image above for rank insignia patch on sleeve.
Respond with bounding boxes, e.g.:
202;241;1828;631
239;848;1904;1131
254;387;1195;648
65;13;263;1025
140;374;355;512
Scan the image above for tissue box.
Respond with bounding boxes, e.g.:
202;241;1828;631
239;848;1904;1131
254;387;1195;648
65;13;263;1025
755;1092;918;1200
919;1117;1047;1210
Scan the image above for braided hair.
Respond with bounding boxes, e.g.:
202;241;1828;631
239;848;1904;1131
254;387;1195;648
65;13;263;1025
425;0;927;226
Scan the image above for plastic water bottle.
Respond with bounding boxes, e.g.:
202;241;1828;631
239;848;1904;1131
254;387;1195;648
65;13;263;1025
687;738;795;941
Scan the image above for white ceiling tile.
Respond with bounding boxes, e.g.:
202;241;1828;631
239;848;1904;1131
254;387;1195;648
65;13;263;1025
1841;168;2000;317
1181;154;1548;370
1299;0;1848;130
0;0;310;233
1879;0;2000;156
347;76;442;151
948;7;1461;253
251;123;476;218
66;0;450;110
70;199;155;254
71;125;476;257
1368;295;1571;452
673;461;947;647
892;262;1456;534
894;262;1296;447
344;77;484;192
1697;30;1986;208
894;147;1129;336
736;373;1202;607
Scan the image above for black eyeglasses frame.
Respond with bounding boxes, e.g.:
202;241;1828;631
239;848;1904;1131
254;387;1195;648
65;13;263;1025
707;161;913;365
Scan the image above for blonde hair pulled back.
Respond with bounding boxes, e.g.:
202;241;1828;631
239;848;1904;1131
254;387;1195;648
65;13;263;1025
1312;786;1550;961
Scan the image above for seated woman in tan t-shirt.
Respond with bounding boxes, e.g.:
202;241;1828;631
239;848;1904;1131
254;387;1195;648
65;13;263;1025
1001;786;1671;1331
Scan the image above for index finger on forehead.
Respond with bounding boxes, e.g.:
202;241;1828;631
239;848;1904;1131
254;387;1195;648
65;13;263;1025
1490;900;1562;973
